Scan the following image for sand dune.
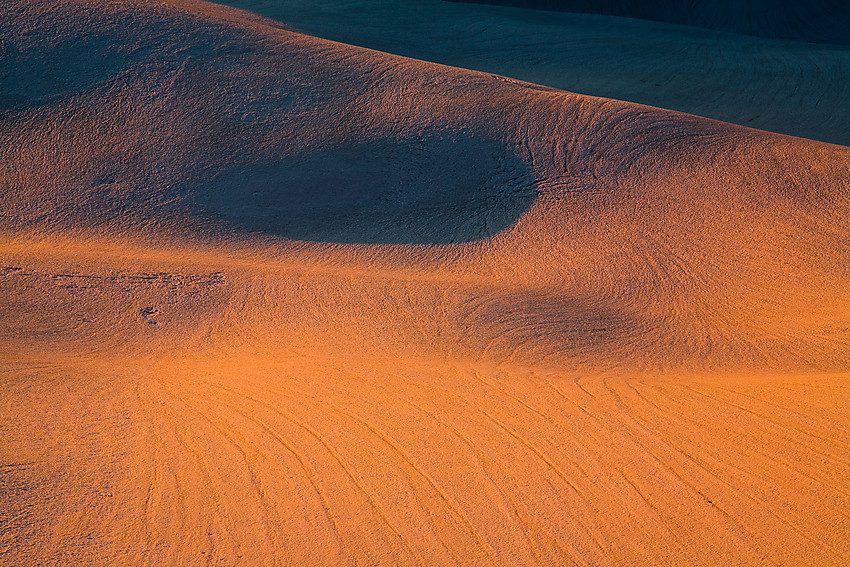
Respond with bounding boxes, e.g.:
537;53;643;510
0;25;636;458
211;0;850;146
446;0;850;44
1;0;849;565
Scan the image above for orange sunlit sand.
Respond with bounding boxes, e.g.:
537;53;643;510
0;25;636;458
1;1;848;565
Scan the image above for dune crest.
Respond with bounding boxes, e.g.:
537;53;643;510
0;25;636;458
211;0;850;146
1;1;848;565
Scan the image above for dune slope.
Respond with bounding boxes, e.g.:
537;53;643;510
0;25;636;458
446;0;850;44
1;1;848;566
211;0;850;146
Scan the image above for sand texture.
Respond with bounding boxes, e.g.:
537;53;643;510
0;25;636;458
1;0;849;565
213;0;850;146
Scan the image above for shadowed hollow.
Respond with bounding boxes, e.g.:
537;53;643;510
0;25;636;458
1;1;848;566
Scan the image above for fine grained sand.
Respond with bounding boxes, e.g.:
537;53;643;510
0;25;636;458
211;0;850;146
1;1;849;566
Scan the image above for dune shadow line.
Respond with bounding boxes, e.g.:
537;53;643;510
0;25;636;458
192;132;538;244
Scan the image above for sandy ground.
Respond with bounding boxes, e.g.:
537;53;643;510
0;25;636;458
212;0;850;146
1;0;849;565
444;0;850;44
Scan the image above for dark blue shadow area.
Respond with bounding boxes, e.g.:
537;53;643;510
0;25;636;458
191;133;538;244
443;0;850;44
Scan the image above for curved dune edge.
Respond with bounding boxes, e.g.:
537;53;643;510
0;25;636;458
1;1;849;566
210;0;850;147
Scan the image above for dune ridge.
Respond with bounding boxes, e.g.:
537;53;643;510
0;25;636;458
1;0;848;565
210;0;850;146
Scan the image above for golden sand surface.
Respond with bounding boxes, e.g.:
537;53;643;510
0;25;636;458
1;1;848;565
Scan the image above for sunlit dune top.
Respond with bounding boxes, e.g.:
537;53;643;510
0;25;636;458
1;0;848;374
